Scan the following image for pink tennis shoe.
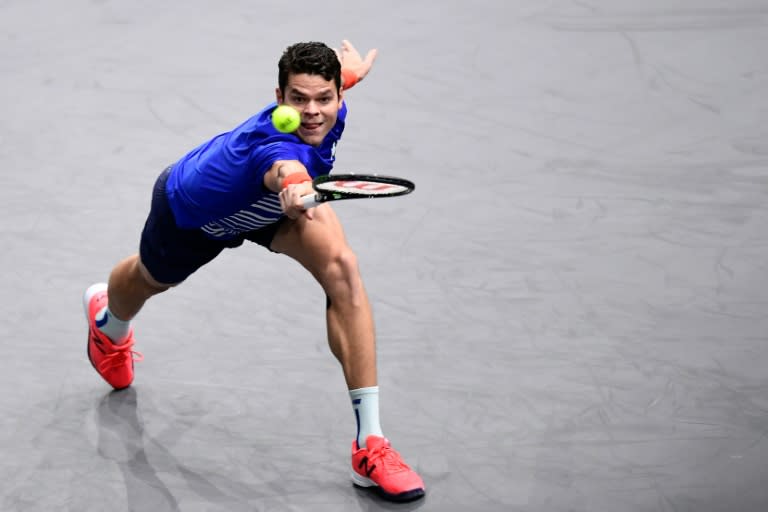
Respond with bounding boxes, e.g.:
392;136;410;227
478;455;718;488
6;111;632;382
351;435;425;502
83;283;142;390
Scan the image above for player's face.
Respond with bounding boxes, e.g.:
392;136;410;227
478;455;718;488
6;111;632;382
276;73;343;146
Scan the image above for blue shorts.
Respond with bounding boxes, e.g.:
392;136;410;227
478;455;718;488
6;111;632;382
139;167;285;284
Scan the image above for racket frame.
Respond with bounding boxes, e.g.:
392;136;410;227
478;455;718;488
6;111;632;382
300;173;415;208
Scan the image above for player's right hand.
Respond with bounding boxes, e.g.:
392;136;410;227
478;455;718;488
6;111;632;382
279;181;316;220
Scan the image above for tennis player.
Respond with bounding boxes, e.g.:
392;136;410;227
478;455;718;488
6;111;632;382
82;40;425;502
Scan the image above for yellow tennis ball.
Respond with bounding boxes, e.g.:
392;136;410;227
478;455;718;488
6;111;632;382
272;105;300;133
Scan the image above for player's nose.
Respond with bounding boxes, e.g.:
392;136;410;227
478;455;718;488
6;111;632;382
303;100;321;115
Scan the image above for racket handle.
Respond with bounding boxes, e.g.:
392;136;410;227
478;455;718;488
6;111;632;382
301;194;321;209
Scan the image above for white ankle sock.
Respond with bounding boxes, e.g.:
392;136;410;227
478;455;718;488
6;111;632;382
95;306;131;344
349;386;384;449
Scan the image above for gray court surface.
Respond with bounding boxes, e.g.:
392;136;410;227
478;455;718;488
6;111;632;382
2;1;768;511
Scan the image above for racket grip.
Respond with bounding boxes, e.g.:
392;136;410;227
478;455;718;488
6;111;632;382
301;194;321;209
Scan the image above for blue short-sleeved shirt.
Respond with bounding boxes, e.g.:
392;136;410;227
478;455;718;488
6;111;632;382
165;101;346;239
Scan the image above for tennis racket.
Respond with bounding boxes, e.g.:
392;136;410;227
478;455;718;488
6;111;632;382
300;174;415;209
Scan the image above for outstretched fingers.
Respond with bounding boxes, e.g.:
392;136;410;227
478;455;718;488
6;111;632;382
338;39;378;80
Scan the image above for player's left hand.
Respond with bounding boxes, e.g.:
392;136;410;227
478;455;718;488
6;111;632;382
336;39;377;82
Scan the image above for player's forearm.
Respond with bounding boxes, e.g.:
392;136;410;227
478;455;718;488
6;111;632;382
264;160;310;192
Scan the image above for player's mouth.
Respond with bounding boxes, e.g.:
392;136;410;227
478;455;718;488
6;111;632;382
301;121;322;132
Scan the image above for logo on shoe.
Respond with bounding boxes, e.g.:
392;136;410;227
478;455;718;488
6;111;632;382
95;313;108;329
90;332;106;353
358;456;377;477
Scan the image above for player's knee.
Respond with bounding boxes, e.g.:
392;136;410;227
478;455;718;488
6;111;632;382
136;258;175;293
327;248;359;283
323;248;363;302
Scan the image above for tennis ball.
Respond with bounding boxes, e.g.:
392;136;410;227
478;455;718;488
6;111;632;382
272;105;300;133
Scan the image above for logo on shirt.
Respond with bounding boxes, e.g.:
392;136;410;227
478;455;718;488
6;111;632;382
331;141;338;159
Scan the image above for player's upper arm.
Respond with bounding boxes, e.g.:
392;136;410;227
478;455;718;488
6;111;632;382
263;159;309;192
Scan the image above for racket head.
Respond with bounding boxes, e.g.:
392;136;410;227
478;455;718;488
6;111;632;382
312;173;415;201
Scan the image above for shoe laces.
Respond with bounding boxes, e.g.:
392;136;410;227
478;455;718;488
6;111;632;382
367;442;411;474
97;344;144;373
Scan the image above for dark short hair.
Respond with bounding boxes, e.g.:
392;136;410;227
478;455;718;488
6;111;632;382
278;42;341;95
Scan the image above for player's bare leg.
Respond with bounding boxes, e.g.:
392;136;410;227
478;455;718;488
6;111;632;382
83;254;171;389
271;205;425;501
107;254;173;321
271;205;377;389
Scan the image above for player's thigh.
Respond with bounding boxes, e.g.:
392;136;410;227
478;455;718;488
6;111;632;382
270;204;352;278
139;168;237;285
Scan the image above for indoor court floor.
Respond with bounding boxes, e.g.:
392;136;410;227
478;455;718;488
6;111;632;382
2;1;768;511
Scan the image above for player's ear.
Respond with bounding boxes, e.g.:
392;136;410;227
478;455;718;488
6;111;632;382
275;87;283;104
338;89;344;110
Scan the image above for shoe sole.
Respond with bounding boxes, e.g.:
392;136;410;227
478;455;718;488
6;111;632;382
351;472;426;502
